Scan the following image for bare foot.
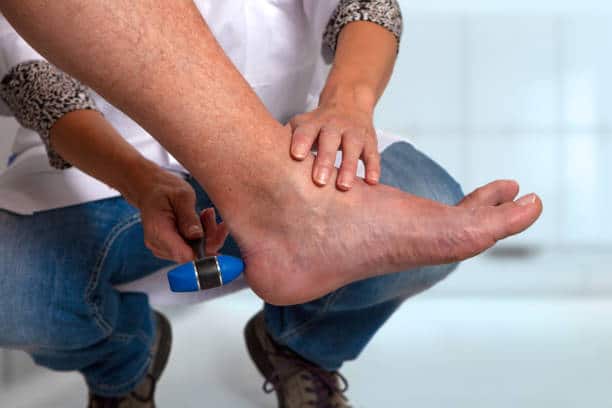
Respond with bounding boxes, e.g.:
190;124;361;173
225;152;542;306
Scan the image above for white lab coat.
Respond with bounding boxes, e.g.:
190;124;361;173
0;1;407;304
0;1;341;214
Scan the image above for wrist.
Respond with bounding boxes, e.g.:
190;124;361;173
319;82;377;114
117;158;164;207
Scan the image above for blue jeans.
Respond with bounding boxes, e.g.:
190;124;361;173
0;142;463;397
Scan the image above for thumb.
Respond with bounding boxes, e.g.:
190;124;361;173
172;189;203;240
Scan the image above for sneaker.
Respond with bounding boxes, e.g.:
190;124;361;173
88;310;172;408
245;311;352;408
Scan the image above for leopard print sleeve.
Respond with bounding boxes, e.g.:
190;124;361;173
0;60;98;169
324;0;403;54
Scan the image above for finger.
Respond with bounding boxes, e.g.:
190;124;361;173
480;193;543;241
201;207;216;230
336;133;363;191
143;221;173;260
143;213;194;262
313;127;341;186
150;247;172;261
201;207;217;240
201;207;228;255
207;222;230;255
288;113;308;132
173;188;202;240
291;123;319;160
362;139;381;185
144;237;172;260
458;180;520;208
199;207;212;226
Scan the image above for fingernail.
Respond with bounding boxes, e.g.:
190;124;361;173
337;177;350;190
517;194;536;206
366;173;379;184
315;168;329;185
189;225;202;236
292;144;307;159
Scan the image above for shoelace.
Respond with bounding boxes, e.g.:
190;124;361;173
262;349;349;408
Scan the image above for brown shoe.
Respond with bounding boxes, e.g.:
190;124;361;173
245;311;352;408
88;310;172;408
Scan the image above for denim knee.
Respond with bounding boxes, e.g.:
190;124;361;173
0;280;110;354
380;141;464;206
0;237;111;352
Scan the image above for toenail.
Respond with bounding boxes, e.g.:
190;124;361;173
517;194;536;206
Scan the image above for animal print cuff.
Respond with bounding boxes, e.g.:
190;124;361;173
324;0;403;54
0;60;98;169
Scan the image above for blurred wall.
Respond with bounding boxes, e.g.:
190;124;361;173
376;4;612;249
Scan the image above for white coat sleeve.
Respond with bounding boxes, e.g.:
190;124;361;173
0;13;45;116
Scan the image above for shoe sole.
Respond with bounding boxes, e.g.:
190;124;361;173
151;311;173;381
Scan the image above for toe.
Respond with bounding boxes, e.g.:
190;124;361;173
480;193;543;240
458;180;520;208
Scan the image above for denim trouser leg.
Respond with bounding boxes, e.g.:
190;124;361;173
264;142;465;370
0;198;175;397
0;140;463;392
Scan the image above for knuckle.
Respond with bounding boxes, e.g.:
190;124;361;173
352;127;367;138
344;143;363;158
177;187;194;198
320;125;341;138
343;132;362;143
326;117;342;128
316;153;335;166
364;150;380;161
317;142;338;155
293;129;313;142
341;162;358;173
175;253;190;263
152;250;167;260
320;132;341;145
290;115;304;126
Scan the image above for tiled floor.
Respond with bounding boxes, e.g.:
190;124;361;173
3;262;612;408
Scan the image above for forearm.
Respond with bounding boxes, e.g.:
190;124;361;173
0;60;101;169
320;21;399;112
0;1;287;213
49;109;161;205
0;59;160;197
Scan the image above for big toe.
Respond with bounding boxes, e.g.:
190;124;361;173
480;193;543;240
459;180;520;208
